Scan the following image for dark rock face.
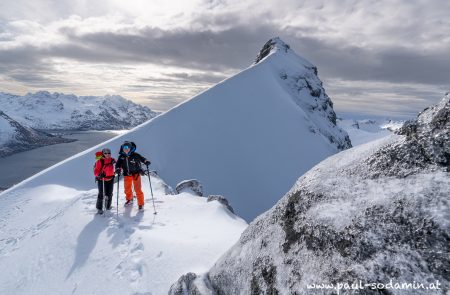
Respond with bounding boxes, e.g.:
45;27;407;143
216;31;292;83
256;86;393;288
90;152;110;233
255;37;290;64
281;70;351;150
169;273;206;295
175;179;203;196
207;195;234;213
176;96;449;294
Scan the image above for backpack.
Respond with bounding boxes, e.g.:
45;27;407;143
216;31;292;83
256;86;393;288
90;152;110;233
93;151;116;181
94;151;104;180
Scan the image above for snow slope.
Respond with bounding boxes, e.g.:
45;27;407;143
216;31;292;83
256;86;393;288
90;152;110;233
0;91;158;130
0;36;350;293
2;37;349;222
138;38;350;221
0;172;247;294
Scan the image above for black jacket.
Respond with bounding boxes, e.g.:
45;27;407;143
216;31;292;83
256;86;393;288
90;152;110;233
115;142;150;176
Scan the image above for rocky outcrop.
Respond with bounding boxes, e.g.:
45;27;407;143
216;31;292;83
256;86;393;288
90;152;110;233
255;37;351;151
168;273;209;295
254;37;290;64
365;94;449;177
175;179;203;196
207;195;234;213
172;95;450;294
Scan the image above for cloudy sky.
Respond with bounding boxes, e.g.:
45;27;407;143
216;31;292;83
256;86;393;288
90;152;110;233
0;0;449;118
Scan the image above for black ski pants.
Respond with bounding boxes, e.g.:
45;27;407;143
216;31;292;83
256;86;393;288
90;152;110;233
96;177;115;210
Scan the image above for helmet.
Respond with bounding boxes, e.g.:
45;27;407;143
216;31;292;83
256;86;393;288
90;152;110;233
102;148;111;155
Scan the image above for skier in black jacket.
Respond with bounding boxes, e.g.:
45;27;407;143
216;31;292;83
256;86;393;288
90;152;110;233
115;141;150;210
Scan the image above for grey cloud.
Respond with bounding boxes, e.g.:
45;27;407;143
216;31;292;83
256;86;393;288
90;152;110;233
286;35;450;86
1;10;449;117
136;72;228;90
43;24;450;87
0;47;64;87
161;72;228;84
58;25;274;70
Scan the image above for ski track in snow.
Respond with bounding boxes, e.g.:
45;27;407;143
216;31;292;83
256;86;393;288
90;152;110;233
0;175;247;295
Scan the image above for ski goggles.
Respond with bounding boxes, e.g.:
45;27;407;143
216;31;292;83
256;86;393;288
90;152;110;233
123;145;130;149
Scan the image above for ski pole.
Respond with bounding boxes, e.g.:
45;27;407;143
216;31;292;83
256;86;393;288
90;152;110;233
116;173;120;217
146;165;157;215
102;178;106;215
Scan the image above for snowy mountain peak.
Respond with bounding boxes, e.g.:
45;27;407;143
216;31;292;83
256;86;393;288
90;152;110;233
253;38;351;151
255;37;291;63
0;91;159;130
0;110;73;157
31;90;53;98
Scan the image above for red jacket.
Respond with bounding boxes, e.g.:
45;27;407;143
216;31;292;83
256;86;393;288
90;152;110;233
94;157;116;181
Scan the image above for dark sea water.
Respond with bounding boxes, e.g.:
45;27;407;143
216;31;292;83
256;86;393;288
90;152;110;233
0;131;120;190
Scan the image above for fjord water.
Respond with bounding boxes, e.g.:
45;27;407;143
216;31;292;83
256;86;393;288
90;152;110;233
0;131;119;190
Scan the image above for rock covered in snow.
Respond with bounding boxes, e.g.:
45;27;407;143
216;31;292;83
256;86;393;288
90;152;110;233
366;94;449;177
0;110;74;157
0;91;159;130
169;273;206;295
178;95;450;294
175;179;203;196
256;37;351;151
207;195;234;214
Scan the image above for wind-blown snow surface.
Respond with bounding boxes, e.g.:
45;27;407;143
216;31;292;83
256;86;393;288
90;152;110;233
186;95;449;295
0;173;247;294
0;91;158;130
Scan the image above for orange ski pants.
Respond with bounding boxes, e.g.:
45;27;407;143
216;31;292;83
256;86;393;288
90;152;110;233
124;174;145;206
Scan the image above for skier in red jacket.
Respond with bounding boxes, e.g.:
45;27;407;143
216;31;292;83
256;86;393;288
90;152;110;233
94;148;116;214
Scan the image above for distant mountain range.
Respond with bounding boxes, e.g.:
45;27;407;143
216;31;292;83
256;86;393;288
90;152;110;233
0;91;158;131
0;110;75;157
0;91;158;157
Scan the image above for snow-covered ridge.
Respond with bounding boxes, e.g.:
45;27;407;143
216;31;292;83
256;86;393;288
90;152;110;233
174;95;450;294
99;36;350;221
0;91;159;130
257;37;351;150
0;170;247;294
0;110;74;157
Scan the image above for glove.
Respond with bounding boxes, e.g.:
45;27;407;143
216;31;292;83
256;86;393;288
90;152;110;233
98;171;106;178
115;168;121;175
144;160;151;166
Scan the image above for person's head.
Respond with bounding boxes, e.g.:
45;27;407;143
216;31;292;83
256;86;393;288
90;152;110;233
102;148;111;158
122;144;131;154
